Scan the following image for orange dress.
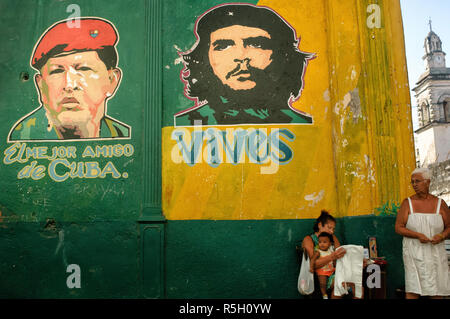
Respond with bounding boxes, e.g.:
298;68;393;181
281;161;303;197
315;247;335;276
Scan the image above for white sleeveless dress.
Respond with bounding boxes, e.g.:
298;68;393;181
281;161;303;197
403;197;450;296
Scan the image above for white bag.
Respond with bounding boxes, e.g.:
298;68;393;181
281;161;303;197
333;245;364;298
297;251;314;295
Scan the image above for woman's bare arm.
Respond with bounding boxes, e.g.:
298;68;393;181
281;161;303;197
310;251;319;273
332;234;341;248
303;235;345;269
441;200;450;238
395;199;430;243
431;200;450;244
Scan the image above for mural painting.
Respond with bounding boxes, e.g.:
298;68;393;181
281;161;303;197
3;18;133;183
175;4;314;126
8;17;130;141
169;4;315;173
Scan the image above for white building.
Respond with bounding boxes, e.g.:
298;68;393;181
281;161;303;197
412;25;450;203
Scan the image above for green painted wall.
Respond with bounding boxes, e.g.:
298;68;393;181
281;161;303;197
0;216;403;298
165;216;403;299
0;221;140;298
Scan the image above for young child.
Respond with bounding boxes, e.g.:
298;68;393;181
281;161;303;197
310;232;335;299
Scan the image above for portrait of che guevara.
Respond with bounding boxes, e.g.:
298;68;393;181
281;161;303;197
175;3;314;126
8;17;130;141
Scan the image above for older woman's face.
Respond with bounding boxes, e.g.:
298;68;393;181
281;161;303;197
411;173;430;194
318;220;336;235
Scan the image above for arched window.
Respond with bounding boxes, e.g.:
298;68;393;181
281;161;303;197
421;103;431;126
444;100;450;122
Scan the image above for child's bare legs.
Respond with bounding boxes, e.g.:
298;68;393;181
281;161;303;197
318;275;328;298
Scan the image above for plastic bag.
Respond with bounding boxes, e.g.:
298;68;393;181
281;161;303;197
297;251;314;295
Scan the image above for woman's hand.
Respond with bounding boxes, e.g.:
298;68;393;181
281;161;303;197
430;233;445;245
332;247;346;260
363;258;370;268
417;233;431;243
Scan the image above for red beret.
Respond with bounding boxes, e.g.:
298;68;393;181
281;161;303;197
32;18;117;69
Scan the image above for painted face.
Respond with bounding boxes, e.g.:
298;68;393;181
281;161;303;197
36;50;120;137
318;236;331;251
411;173;430;194
208;25;273;91
318;220;336;235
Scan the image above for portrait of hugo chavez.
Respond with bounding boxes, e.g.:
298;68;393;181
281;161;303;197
8;17;131;142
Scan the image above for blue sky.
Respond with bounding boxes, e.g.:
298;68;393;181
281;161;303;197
400;0;450;129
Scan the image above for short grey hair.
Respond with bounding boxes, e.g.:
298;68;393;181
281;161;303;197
412;167;431;180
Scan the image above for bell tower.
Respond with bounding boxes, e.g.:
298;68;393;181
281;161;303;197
412;21;450;168
423;19;446;70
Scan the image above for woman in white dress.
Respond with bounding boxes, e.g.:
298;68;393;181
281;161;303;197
395;167;450;299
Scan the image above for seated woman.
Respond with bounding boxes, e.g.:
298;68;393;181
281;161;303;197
302;210;346;298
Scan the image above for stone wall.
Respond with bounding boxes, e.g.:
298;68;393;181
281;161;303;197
429;159;450;204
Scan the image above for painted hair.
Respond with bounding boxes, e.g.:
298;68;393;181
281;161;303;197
33;45;118;71
313;210;336;232
411;167;431;180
